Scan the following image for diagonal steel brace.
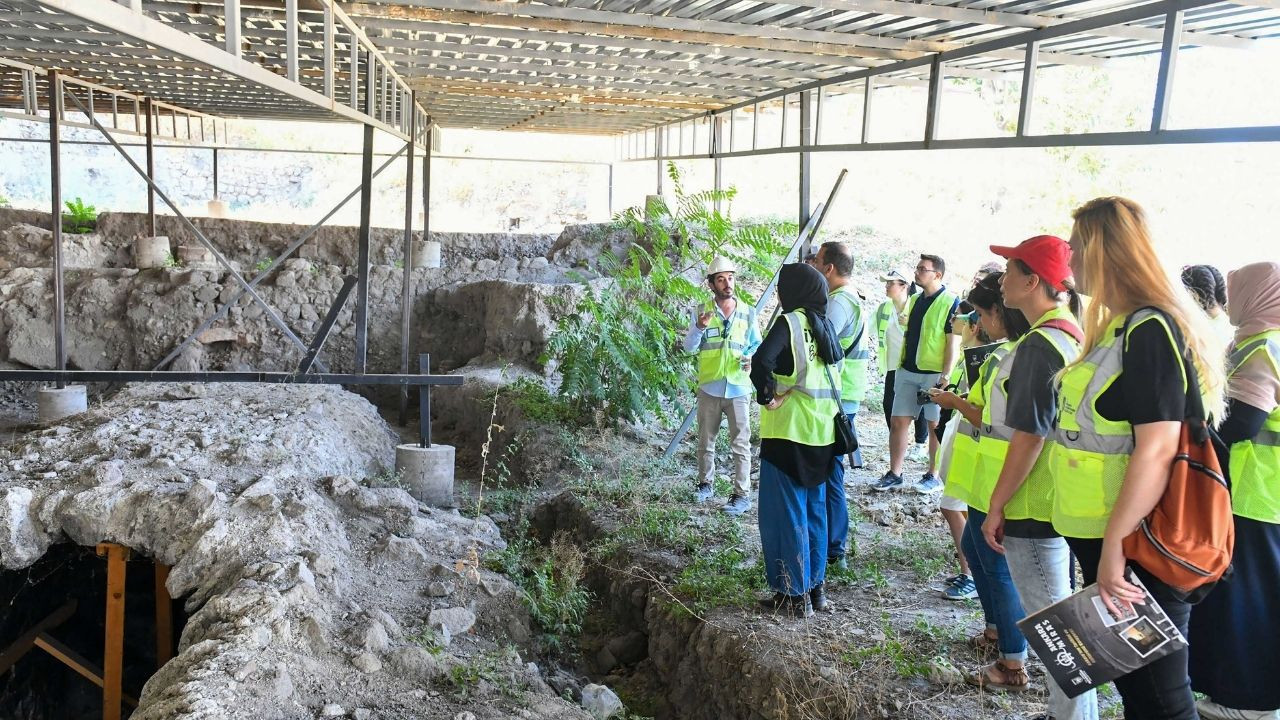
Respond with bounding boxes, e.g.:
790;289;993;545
152;142;409;371
64;90;319;367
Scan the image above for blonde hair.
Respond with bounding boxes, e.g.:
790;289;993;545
1069;197;1227;420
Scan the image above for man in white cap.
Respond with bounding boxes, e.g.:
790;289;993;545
683;256;762;515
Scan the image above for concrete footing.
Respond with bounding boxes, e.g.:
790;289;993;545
395;443;455;506
177;244;217;269
207;198;228;218
134;236;171;268
411;239;441;269
37;385;87;423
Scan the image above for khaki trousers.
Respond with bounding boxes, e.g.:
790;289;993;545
696;390;752;496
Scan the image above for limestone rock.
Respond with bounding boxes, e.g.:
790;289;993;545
580;684;624;720
428;607;476;637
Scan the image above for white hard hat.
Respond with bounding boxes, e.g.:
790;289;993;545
707;256;737;277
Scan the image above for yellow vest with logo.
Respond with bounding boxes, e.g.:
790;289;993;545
696;301;752;387
943;341;1013;510
760;312;839;446
1048;309;1188;538
1228;330;1280;524
902;288;960;373
830;286;869;405
975;307;1082;520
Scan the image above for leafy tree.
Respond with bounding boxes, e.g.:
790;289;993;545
544;162;788;424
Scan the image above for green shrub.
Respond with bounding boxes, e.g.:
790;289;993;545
61;197;97;233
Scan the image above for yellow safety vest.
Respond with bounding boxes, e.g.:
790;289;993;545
1048;309;1190;538
943;341;1013;510
902;288;960;373
975;307;1082;521
1228;330;1280;524
830;286;869;405
760;312;839;446
696;301;752;387
875;300;896;375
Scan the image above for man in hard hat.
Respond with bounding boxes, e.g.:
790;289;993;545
683;256;762;515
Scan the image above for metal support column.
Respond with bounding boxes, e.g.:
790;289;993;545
224;0;240;56
144;97;155;237
924;55;943;147
398;97;418;424
98;543;130;720
418;354;432;448
606;163;614;218
712;114;724;214
798;90;812;231
1017;42;1040;137
353;123;374;374
655;130;664;196
862;79;874;144
322;2;335;98
48;70;66;388
1152;9;1184;132
211;147;219;199
349;33;359;109
285;0;299;82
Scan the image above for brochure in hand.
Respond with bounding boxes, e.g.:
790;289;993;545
961;342;1001;388
1015;568;1187;698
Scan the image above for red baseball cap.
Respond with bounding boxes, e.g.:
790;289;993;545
990;235;1073;292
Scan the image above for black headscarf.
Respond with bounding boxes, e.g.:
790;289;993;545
777;263;843;365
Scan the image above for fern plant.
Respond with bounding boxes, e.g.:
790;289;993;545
61;197;97;233
544;162;789;424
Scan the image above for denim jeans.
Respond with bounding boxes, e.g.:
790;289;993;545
827;457;849;562
758;459;828;595
1068;537;1197;720
1005;535;1099;720
962;508;1027;660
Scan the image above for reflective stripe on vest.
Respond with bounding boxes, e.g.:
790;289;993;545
903;289;959;373
1227;330;1280;524
875;301;894;375
940;342;1012;511
759;312;839;446
696;301;752;387
831;287;869;404
979;309;1081;522
1049;309;1183;538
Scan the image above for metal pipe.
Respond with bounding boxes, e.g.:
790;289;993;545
924;55;943;146
49;70;66;387
399;96;417;424
1152;9;1184;132
0;369;463;386
353;123;374;374
798;90;812;231
1017;42;1040;137
418;354;432;448
144;97;155;237
285;0;299;82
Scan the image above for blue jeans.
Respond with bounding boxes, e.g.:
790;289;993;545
1006;535;1098;720
759;459;828;595
828;458;848;561
962;507;1027;660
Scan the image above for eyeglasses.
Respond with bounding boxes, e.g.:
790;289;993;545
915;265;936;273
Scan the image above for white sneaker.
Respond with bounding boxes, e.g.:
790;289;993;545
907;444;929;463
1197;698;1280;720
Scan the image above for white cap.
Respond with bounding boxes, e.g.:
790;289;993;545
707;256;737;277
879;268;910;283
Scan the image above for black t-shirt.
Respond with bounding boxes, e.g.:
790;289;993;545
1094;315;1188;425
902;287;958;374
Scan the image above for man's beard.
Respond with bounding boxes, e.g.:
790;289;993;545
714;288;733;301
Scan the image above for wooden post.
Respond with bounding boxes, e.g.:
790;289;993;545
155;563;173;667
97;543;131;720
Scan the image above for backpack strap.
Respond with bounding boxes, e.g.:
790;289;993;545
1038;318;1084;345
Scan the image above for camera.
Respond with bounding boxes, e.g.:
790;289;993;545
917;389;936;405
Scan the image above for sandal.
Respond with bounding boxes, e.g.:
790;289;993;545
968;630;998;651
966;659;1030;693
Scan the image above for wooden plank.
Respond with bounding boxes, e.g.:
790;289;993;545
155;563;173;668
0;600;77;675
97;542;131;720
31;633;139;708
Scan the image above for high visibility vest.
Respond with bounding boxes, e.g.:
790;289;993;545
974;307;1082;520
875;300;897;375
1048;309;1192;538
902;288;960;373
943;341;1013;510
760;312;839;446
695;301;753;387
1228;330;1280;524
830;286;869;405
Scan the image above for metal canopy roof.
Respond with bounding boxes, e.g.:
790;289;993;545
0;0;1278;136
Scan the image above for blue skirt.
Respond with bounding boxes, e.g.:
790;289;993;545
1188;515;1280;710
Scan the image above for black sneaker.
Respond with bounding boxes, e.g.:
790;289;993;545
810;583;830;613
871;472;903;491
758;592;814;618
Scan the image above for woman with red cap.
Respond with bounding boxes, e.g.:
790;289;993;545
1047;197;1226;719
983;235;1097;720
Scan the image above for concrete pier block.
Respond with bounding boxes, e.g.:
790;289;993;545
411;239;441;269
207;198;228;218
37;385;87;423
395;443;455;507
134;235;171;269
177;244;217;269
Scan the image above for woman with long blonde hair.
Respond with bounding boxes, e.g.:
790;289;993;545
1047;197;1225;720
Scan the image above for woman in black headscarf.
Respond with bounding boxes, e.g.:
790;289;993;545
750;263;844;618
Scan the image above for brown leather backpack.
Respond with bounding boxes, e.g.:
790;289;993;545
1120;310;1234;600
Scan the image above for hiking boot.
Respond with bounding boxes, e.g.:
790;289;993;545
758;592;814;619
694;482;714;503
943;573;978;600
810;583;830;613
871;472;903;492
914;473;944;494
721;494;752;516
